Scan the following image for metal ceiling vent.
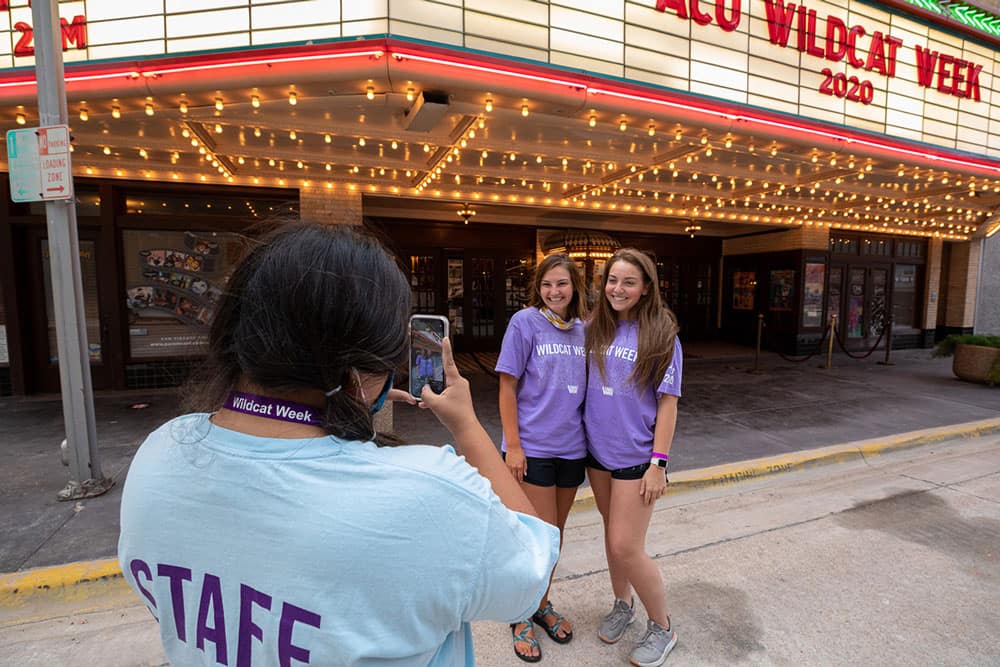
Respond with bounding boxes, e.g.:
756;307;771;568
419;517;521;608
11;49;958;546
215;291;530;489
542;229;621;260
402;90;449;132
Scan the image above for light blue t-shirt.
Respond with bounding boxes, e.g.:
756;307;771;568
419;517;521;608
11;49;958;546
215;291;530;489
118;414;559;667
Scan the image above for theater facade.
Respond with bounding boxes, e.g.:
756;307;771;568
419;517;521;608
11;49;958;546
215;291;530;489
1;0;998;395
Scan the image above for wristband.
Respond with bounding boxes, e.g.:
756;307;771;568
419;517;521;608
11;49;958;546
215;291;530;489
651;452;669;460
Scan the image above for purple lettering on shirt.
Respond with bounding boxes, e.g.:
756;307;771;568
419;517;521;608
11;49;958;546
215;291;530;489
237;584;272;667
196;573;229;665
158;563;193;642
129;558;158;618
278;602;321;667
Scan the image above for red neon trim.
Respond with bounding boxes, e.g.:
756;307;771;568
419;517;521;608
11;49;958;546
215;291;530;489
392;45;1000;175
0;41;386;89
392;51;584;90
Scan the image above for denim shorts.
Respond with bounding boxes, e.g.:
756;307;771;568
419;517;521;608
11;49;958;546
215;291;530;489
585;452;650;480
502;453;587;488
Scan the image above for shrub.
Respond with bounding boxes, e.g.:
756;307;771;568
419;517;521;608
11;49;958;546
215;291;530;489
934;334;1000;386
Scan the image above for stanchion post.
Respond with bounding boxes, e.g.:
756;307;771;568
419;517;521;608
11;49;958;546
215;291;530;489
824;314;836;370
877;315;895;366
754;314;763;372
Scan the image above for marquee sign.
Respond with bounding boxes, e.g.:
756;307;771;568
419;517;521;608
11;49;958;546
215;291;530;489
0;0;996;155
656;0;984;103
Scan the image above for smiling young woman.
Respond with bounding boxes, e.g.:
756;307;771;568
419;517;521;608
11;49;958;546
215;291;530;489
584;248;682;667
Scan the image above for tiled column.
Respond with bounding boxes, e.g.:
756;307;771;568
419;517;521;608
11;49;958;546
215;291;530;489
299;185;362;225
943;239;981;333
298;186;395;434
922;238;943;345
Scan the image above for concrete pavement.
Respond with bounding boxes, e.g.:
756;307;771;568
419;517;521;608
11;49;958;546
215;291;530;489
2;431;999;665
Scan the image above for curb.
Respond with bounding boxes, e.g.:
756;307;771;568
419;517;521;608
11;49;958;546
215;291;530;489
569;416;1000;512
3;417;999;609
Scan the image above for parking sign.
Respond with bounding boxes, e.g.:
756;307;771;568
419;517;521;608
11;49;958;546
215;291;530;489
6;125;73;203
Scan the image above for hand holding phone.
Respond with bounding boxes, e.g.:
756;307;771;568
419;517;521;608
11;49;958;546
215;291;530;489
409;314;449;400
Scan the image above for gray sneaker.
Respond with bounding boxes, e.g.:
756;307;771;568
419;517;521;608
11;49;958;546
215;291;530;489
628;619;677;667
598;598;635;644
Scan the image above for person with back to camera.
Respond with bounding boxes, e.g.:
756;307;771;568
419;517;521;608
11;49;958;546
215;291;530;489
583;248;683;667
495;253;589;662
117;222;560;667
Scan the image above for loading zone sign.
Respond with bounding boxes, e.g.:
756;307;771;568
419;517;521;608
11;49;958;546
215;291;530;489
6;125;73;202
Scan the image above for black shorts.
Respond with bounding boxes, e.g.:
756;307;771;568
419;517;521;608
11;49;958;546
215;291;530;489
502;453;586;488
585;452;650;480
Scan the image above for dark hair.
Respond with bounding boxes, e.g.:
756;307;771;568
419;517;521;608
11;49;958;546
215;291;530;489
187;221;410;444
527;253;589;321
585;247;679;390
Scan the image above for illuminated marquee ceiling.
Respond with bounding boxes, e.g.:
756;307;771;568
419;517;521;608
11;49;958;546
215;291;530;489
2;39;998;240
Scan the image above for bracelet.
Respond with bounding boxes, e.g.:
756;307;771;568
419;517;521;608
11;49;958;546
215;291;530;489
651;452;669;460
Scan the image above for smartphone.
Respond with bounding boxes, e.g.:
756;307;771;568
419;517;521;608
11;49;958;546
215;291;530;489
409;314;449;399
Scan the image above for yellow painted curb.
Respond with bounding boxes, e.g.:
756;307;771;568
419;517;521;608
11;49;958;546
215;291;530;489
0;558;125;608
571;416;1000;510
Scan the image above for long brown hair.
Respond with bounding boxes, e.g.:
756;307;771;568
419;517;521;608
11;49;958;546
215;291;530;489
527;253;589;321
585;248;679;389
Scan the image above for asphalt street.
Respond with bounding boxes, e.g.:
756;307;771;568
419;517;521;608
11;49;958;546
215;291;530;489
2;432;998;666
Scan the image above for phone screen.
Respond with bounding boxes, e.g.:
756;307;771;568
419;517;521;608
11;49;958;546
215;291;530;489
409;315;448;399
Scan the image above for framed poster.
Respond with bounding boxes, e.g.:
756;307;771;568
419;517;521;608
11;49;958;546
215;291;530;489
733;272;755;310
769;270;795;311
802;262;825;327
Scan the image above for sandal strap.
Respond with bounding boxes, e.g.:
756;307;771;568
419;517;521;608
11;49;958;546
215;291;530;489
512;621;538;642
534;604;568;631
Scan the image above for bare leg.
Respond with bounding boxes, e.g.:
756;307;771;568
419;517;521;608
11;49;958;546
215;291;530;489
588;467;632;601
606;478;668;626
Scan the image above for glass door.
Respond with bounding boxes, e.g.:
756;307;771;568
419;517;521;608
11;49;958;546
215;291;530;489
25;228;111;393
846;267;866;340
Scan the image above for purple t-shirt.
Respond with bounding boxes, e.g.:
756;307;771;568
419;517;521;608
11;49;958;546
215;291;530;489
495;307;587;459
584;321;683;470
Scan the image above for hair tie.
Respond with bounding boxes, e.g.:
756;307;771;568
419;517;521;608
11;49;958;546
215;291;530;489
324;385;342;397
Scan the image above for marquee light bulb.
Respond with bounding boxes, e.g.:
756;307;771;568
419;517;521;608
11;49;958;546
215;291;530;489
589;114;597;127
648;124;655;137
215;98;224;112
111;105;121;119
485;98;493;112
288;91;297;106
358;137;366;147
619;119;627;132
179;100;188;114
521;104;529;117
16;112;26;125
215;123;223;134
251;94;260;108
325;134;332;143
366;86;375;100
145;102;154;116
79;105;89;122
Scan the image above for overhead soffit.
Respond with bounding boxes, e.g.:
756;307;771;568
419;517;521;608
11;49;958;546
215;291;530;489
1;38;998;240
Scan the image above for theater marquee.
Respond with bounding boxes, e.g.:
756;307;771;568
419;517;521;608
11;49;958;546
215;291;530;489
0;0;996;154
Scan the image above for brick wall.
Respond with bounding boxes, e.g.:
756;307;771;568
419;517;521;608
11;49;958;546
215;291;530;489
723;226;828;256
299;186;363;225
944;240;981;329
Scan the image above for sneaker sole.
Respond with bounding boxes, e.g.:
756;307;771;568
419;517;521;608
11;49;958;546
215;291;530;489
597;615;635;644
628;631;677;667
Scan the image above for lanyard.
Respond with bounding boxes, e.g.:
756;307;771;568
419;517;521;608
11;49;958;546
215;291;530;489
223;391;324;427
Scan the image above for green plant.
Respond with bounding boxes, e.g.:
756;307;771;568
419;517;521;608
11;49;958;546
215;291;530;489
933;334;1000;357
934;334;1000;386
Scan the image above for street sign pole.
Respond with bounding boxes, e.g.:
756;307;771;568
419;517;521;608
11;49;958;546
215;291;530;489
31;0;111;500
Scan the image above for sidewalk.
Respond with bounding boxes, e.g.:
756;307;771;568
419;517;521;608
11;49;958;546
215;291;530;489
3;430;999;665
1;343;998;578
